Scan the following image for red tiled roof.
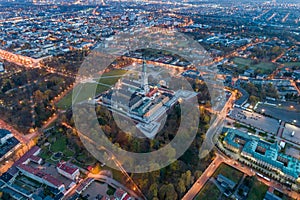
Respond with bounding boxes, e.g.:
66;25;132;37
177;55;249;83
29;155;42;163
146;88;158;97
76;178;94;193
114;188;126;199
122;194;131;200
14;146;40;166
57;161;79;175
18;164;63;188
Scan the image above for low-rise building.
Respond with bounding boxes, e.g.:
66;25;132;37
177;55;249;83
114;188;132;200
17;164;65;191
0;62;4;72
56;161;80;181
216;174;237;190
0;129;21;162
223;128;300;181
264;191;282;200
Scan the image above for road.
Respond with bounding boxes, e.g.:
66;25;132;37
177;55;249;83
182;152;256;200
0;49;39;68
182;154;224;200
0;119;29;144
253;9;271;20
88;174;141;199
61;122;146;199
183;149;300;200
291;80;300;95
210;38;269;64
0;119;36;175
267;13;277;21
198;91;236;159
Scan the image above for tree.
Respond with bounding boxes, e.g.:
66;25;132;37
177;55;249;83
34;90;44;102
177;178;186;194
159;184;178;200
249;95;259;105
185;170;193;188
194;170;203;180
148;183;158;199
1;80;12;93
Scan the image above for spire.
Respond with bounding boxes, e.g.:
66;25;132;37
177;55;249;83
141;57;149;93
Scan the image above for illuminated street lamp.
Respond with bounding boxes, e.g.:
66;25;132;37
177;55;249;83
261;109;265;113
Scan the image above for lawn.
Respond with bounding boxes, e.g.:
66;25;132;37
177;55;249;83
106;185;116;196
194;181;221;200
233;57;277;74
50;137;73;156
56;69;128;109
247;179;268;200
213;163;244;184
281;62;300;68
51;137;67;152
39;130;76;162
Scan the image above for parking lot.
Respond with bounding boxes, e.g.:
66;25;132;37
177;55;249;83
255;102;300;127
229;107;280;134
282;123;300;145
81;181;108;200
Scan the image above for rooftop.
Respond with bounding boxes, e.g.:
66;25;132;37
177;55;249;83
0;129;12;139
14;146;41;166
17;164;64;188
224;128;300;178
57;161;79;175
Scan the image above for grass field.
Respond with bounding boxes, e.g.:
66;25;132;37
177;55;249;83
233;57;277;74
194;181;221;200
213;163;244;184
56;69;128;109
247;179;268;200
281;62;300;68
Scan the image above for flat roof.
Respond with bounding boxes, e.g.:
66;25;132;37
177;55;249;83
224;128;300;178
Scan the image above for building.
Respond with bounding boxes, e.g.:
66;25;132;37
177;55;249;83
0;129;13;144
75;178;94;194
234;86;249;107
17;164;65;191
56;161;80;181
114;188;132;200
0;129;21;162
244;69;255;77
0;146;67;199
264;191;282;200
0;62;4;72
97;69;186;138
223;129;300;180
14;146;41;166
216;174;237;190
